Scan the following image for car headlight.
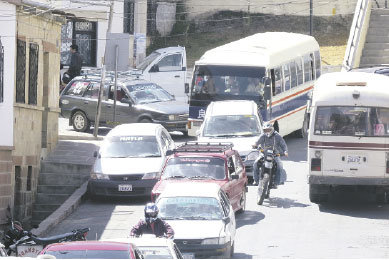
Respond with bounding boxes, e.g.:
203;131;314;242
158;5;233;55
142;172;158;179
201;238;219;245
90;172;109;180
168;115;176;121
246;151;259;161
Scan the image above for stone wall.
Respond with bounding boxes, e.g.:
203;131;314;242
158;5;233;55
0;149;13;232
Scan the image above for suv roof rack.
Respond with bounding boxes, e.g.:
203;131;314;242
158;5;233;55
173;142;234;154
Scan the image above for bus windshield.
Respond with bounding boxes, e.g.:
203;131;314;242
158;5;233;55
314;106;389;137
191;65;266;98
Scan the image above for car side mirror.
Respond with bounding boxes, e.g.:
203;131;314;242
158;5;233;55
231;174;239;180
263;77;271;101
150;64;159;73
166;150;174;156
93;151;101;158
185;83;190;94
223;216;230;224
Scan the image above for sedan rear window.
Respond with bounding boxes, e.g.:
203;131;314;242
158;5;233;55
101;136;161;158
65;81;90;96
162;157;226;180
137;246;173;259
44;250;130;259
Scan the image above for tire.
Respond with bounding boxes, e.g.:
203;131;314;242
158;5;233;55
72;111;90;132
237;190;246;214
375;189;387;204
257;173;270;205
139;118;152;123
296;113;309;138
309;184;328;203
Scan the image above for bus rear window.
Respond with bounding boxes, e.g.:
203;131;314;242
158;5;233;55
314;106;389;137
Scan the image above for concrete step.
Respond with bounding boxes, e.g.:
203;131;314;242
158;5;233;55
44;155;96;165
365;36;389;43
38;172;90;186
367;29;389;37
360;56;389;65
369;16;389;23
362;49;389;56
371;8;389;15
362;43;389;50
36;193;70;205
33;204;60;212
32;210;52;222
37;185;78;194
41;161;93;174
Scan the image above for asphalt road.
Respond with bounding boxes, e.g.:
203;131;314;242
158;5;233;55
47;133;389;258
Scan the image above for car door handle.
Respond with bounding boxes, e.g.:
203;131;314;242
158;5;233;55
84;101;89;104
174;75;180;78
106;105;112;108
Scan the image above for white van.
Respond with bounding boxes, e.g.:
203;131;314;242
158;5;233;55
197;100;263;181
308;72;389;203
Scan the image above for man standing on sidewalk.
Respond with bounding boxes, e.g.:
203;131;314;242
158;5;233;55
67;44;83;81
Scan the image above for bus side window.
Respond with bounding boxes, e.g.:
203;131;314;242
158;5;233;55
303;54;313;82
310;53;315;80
290;61;297;88
314;51;321;78
296;58;304;86
283;63;291;91
274;67;283;95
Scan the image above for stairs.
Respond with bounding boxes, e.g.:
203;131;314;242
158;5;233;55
32;141;98;226
360;8;389;66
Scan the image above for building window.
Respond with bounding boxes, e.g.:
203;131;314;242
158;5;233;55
147;0;157;36
124;0;134;34
28;43;39;105
27;166;32;191
0;39;4;103
16;40;26;103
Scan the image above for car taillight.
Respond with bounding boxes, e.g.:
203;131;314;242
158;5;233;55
187;121;191;129
311;158;321;171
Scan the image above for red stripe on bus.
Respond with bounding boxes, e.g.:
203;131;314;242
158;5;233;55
269;106;307;123
309;141;389;149
267;85;313;108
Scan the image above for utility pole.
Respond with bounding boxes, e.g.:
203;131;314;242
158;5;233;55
309;0;313;36
93;0;114;138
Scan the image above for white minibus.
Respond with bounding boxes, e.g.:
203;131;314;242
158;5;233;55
308;72;389;203
187;32;321;137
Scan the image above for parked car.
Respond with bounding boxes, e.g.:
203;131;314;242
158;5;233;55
112;237;183;259
156;182;236;259
87;123;175;198
348;65;389;76
151;142;248;213
196;100;263;182
59;75;188;134
39;241;143;259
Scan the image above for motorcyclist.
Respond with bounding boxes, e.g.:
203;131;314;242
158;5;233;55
130;203;174;238
252;122;288;188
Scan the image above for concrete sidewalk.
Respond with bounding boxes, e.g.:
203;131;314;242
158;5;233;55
58;117;110;141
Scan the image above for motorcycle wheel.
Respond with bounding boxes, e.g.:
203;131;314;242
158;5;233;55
257;173;270;205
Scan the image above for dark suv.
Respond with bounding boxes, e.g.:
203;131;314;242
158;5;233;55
151;142;248;213
59;74;189;134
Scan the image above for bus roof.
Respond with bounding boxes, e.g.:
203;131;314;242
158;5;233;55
195;32;319;67
312;72;389;107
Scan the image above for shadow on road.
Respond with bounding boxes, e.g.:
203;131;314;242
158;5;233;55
233;253;253;259
318;190;389;220
283;134;307;163
235;210;265;229
264;197;310;209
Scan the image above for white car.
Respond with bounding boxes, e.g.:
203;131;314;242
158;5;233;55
197;100;263;181
87;123;175;198
156;182;236;259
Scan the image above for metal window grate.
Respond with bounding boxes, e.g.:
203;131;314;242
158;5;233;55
173;142;234;154
16;40;26;103
123;0;134;34
0;38;4;103
147;0;157;36
28;43;39;105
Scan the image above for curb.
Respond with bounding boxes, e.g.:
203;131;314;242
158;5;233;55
59;134;103;141
31;181;89;237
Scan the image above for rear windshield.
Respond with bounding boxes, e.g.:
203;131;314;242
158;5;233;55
162;157;226;180
137;246;173;259
44;250;130;259
314;106;389;137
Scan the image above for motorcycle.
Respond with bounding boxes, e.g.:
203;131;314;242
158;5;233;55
255;147;282;205
2;220;90;257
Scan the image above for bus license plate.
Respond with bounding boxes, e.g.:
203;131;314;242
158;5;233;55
347;155;361;164
118;184;132;191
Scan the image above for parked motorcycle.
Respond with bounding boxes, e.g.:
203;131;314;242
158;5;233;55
2;220;90;257
255;147;282;205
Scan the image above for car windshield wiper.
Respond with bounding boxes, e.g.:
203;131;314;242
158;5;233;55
165;175;187;179
185;216;208;220
189;175;215;180
163;217;186;220
142;154;161;157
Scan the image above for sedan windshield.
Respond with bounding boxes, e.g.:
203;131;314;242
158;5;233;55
126;84;174;104
203;115;261;137
137;246;173;259
100;136;161;158
158;197;223;220
162;157;226;180
44;250;130;259
136;51;160;71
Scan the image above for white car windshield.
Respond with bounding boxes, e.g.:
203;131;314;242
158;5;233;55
158;197;223;220
162;157;226;180
203;115;261;137
126;84;174;104
100;136;161;158
138;246;173;259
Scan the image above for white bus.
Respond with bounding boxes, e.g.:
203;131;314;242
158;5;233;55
308;72;389;203
187;32;321;137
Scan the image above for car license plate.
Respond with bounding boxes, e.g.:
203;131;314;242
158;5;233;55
182;253;195;259
118;184;132;191
347;155;361;164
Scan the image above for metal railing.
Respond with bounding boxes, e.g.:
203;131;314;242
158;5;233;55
342;0;370;71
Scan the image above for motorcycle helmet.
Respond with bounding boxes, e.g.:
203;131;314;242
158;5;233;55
62;72;71;84
144;202;159;223
263;122;274;137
